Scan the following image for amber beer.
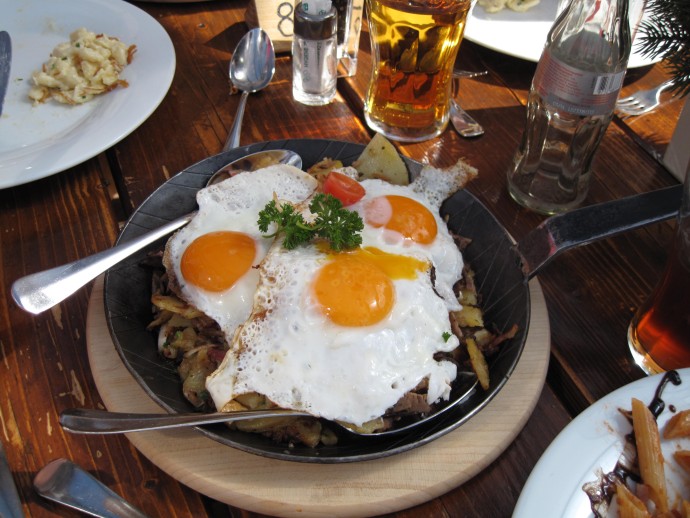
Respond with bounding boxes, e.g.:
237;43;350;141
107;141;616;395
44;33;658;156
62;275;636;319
628;218;690;374
364;0;471;142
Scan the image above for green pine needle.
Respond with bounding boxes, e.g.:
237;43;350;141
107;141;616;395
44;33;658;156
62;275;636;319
637;0;690;97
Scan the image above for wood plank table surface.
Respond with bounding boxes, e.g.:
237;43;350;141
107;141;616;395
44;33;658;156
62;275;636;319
0;1;684;516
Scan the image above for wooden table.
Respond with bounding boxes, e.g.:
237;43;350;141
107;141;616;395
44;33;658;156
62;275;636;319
1;1;683;516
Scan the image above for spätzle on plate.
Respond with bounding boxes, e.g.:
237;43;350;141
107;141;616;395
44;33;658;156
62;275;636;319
29;28;136;105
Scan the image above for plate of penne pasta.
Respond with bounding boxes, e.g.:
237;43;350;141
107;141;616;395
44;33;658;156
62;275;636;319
514;369;690;517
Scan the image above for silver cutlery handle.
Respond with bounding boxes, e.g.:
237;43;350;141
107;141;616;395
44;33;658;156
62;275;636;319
517;183;683;278
11;213;194;315
223;90;249;151
34;459;149;518
60;408;310;434
0;442;23;518
0;31;11;117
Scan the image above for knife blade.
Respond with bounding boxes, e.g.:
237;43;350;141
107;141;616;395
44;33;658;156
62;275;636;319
0;31;12;117
0;441;23;518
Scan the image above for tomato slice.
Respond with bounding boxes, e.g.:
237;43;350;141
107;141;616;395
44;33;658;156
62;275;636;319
322;171;365;206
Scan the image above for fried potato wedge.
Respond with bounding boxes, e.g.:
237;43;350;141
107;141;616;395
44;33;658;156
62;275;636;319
353;133;409;185
467;337;490;390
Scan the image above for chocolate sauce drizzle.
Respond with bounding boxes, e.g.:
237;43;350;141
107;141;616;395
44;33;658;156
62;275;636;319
582;371;682;517
649;370;682;418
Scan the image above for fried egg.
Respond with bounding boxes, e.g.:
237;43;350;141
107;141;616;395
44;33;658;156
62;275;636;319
163;164;318;340
206;241;459;426
205;163;476;426
350;164;472;312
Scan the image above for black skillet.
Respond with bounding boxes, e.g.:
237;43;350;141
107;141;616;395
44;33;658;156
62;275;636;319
103;139;681;464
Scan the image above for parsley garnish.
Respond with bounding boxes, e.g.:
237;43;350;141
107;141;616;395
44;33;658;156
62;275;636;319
442;331;452;342
258;193;363;251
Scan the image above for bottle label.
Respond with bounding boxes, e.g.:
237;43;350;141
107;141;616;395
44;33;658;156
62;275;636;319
301;40;324;93
533;48;625;116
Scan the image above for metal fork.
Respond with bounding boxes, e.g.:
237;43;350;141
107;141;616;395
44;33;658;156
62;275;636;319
616;80;674;117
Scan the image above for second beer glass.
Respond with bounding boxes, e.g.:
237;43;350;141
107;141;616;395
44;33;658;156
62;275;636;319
364;0;472;142
628;169;690;374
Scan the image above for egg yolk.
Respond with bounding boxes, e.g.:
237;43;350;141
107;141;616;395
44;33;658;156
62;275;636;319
312;247;428;326
355;246;428;279
364;195;437;244
180;231;256;292
313;255;394;327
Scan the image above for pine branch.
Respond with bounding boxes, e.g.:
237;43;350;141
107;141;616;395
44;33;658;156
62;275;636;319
636;0;690;97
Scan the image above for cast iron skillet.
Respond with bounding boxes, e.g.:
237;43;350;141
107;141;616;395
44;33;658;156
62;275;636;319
103;139;681;463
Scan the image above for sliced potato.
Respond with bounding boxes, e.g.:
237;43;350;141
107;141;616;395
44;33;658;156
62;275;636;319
337;417;385;434
460;288;478;306
473;328;494;348
220;399;248;412
151;293;205;320
466;337;490;390
234;416;299;432
306;158;344;187
235;392;269;409
353;133;409;185
454;306;485;328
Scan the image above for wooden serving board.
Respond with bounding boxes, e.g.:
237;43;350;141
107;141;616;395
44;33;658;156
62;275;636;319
86;277;550;518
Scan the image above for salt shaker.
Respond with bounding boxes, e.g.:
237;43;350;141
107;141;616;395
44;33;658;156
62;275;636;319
506;0;632;215
292;1;338;105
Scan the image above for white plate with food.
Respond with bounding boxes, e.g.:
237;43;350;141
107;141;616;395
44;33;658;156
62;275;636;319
465;0;659;68
0;0;175;189
514;369;690;517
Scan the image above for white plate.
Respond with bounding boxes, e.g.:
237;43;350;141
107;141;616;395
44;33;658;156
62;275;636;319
0;0;175;189
465;0;659;68
514;369;690;517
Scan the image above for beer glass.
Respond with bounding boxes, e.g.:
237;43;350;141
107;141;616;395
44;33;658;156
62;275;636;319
628;169;690;374
363;0;472;142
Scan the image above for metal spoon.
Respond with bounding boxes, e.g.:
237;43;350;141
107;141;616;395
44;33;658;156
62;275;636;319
11;149;302;315
59;372;478;437
222;28;275;151
450;69;487;138
450;100;484;138
34;459;148;518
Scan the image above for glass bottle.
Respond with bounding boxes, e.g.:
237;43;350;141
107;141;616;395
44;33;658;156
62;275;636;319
506;0;632;215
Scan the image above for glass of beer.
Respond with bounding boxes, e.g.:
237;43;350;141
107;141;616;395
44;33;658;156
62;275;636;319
364;0;472;142
628;169;690;374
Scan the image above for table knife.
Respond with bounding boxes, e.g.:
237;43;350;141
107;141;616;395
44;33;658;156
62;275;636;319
0;31;12;117
0;442;23;518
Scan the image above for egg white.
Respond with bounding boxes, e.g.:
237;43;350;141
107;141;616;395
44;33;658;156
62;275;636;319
205;240;460;426
349;170;466;312
204;161;477;426
164;164;317;340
